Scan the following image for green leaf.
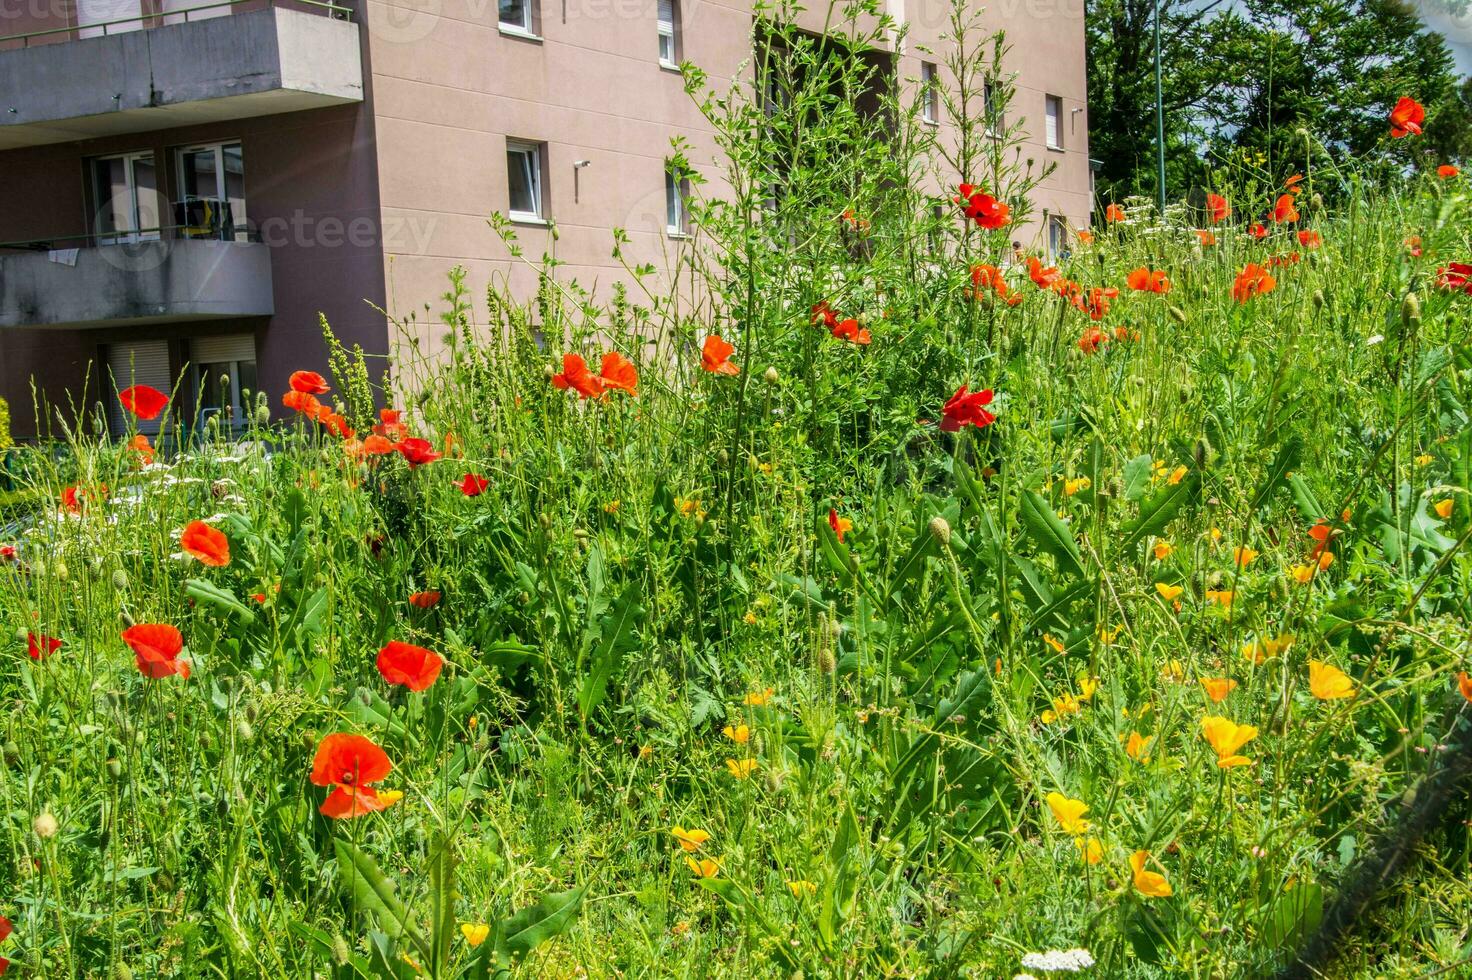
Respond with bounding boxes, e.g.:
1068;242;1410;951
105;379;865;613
1249;436;1302;511
1019;490;1085;579
1121;469;1200;552
816;510;855;583
289;922;376;978
333;840;427;957
428;831;458;975
1122;454;1154;502
497;883;587;961
184;578;257;625
578;582;643;720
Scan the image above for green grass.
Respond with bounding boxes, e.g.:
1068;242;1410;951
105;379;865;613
4;8;1472;975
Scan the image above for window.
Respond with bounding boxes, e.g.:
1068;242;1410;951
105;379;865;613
191;334;257;431
983;80;1002;137
176;142;247;241
920;62;939;124
1045;95;1063;149
499;0;534;35
665;162;690;235
657;0;678;67
90;151;160;245
507;141;545;222
1048;213;1069;259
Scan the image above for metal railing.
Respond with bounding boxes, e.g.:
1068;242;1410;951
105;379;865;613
0;223;261;254
0;0;353;48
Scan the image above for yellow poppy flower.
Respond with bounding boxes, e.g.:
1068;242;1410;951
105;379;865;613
1434;498;1453;520
1044;634;1065;654
1200;678;1237;702
1076;837;1103;864
1209;527;1223;544
1129;850;1173;897
1161;659;1186;682
671;826;710;852
743;610;758;625
1065;477;1092;497
1458;671;1472;703
1201;715;1258;768
1308;660;1355;700
1415;454;1433;466
685;856;720;878
377;790;405;806
1045;792;1091;835
1233;546;1258;568
1077;677;1099;701
722;724;751;744
1051;693;1082;716
786;879;817;898
1125;731;1151;762
1040;709;1058;724
725;758;758;779
1098;624;1121;644
1155;582;1184;602
1289;564;1317;584
742;688;774;706
1153;540;1175;561
1167;465;1188;485
1205;589;1235;607
459;923;490;947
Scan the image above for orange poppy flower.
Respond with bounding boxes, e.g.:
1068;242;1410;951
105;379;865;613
396;438;442;467
317;410;353;440
1389;96;1425;138
1248;223;1268;239
1105;203;1126;223
599;352;639;396
1457;671;1472;703
1078;327;1109;354
1284;173;1305;195
289;370;331;394
1073;286;1118;320
1232;264;1277;303
180;520;230;567
282;390;322;415
1206;193;1230;224
61;484;106;514
27;632;62;660
128;434;155;464
1201;715;1257;768
457;473;489;496
118;384;169;420
1271;194;1299;223
361;434;394;455
1076;229;1094;244
1127;267;1170;293
1436;164;1459;179
828;508;853;543
123;623;190;680
551;353;606;399
408;590;442;609
1196;229;1217;246
309;733;396;819
831;318;872;345
373;409;408;441
702;335;740;375
1027;256;1063;290
1200;677;1237;702
376;640;445;692
1297;229;1322;249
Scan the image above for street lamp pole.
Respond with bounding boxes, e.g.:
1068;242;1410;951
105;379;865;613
1154;0;1167;214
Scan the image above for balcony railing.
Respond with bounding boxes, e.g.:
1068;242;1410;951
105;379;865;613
0;202;259;254
0;0;352;48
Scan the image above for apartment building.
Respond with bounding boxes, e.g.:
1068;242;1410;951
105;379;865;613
0;0;1090;440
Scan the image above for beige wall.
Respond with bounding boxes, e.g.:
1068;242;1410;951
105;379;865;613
363;0;1090;371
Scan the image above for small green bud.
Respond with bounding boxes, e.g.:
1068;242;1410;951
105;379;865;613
111;569;128;590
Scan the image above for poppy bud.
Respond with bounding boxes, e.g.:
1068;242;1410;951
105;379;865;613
302;731;317;752
928;516;951;546
1402;291;1421;327
89;556;105;581
112;569;129;590
236;719;254;742
1311;193;1323;211
3;741;19;767
120;608;135;628
764;768;785;792
30;558;45;578
763;366;780;384
543;364;556;381
53;560;69;582
245;703;258;722
1311;289;1324;310
717;449;729;466
331;934;352;966
106;757;122;779
539;512;552;529
33;810;58;839
111;961;135;980
255;405;271;427
818;646;836;674
1168;306;1186;325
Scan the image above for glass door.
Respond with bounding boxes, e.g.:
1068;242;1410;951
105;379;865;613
91;152;160;245
176;143;247;241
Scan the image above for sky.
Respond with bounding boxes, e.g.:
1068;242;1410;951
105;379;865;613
1411;0;1472;75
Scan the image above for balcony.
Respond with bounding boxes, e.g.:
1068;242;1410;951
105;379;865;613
0;0;362;150
0;216;274;329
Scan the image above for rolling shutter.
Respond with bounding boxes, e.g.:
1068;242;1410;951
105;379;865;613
107;340;172;437
190;334;256;365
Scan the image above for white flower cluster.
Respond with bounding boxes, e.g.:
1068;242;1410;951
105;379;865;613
1019;947;1095;973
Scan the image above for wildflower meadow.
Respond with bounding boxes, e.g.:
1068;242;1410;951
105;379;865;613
3;6;1472;977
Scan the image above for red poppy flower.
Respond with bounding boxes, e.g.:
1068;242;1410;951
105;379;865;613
1078;327;1109;354
702;335;740;375
810;300;840;330
1232;263;1277;303
831;318;872;345
0;913;9;941
1389;96;1424;138
251;592;268;603
1437;164;1459;179
1205;193;1230;224
376;640;445;692
408;590;442;609
61;484;105;514
1126;267;1170;293
940;385;996;432
827;508;851;543
396;438;442;467
0;545;16;561
457;472;489;496
310;733;396;819
282;390;322;415
373;409;408;441
1404;235;1423;257
1196;230;1217;247
1248;223;1269;239
122;623;190;680
361;434;395;455
128;434;155;464
180;520;230;567
289;370;331;394
1297;229;1322;249
599;352;639;396
1105;203;1125;223
1268;251;1301;267
1308;520;1337;560
1073;286;1118;321
118;384;168;421
1284;173;1305;195
28;632;62;660
955;184;1011;229
1272;194;1299;223
551;353;606;399
1027;257;1062;291
316;409;353;440
1435;262;1472;294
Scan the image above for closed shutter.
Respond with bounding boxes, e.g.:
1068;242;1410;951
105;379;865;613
190;334;256;365
1045;97;1061;148
107;340;172;437
657;0;673;27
